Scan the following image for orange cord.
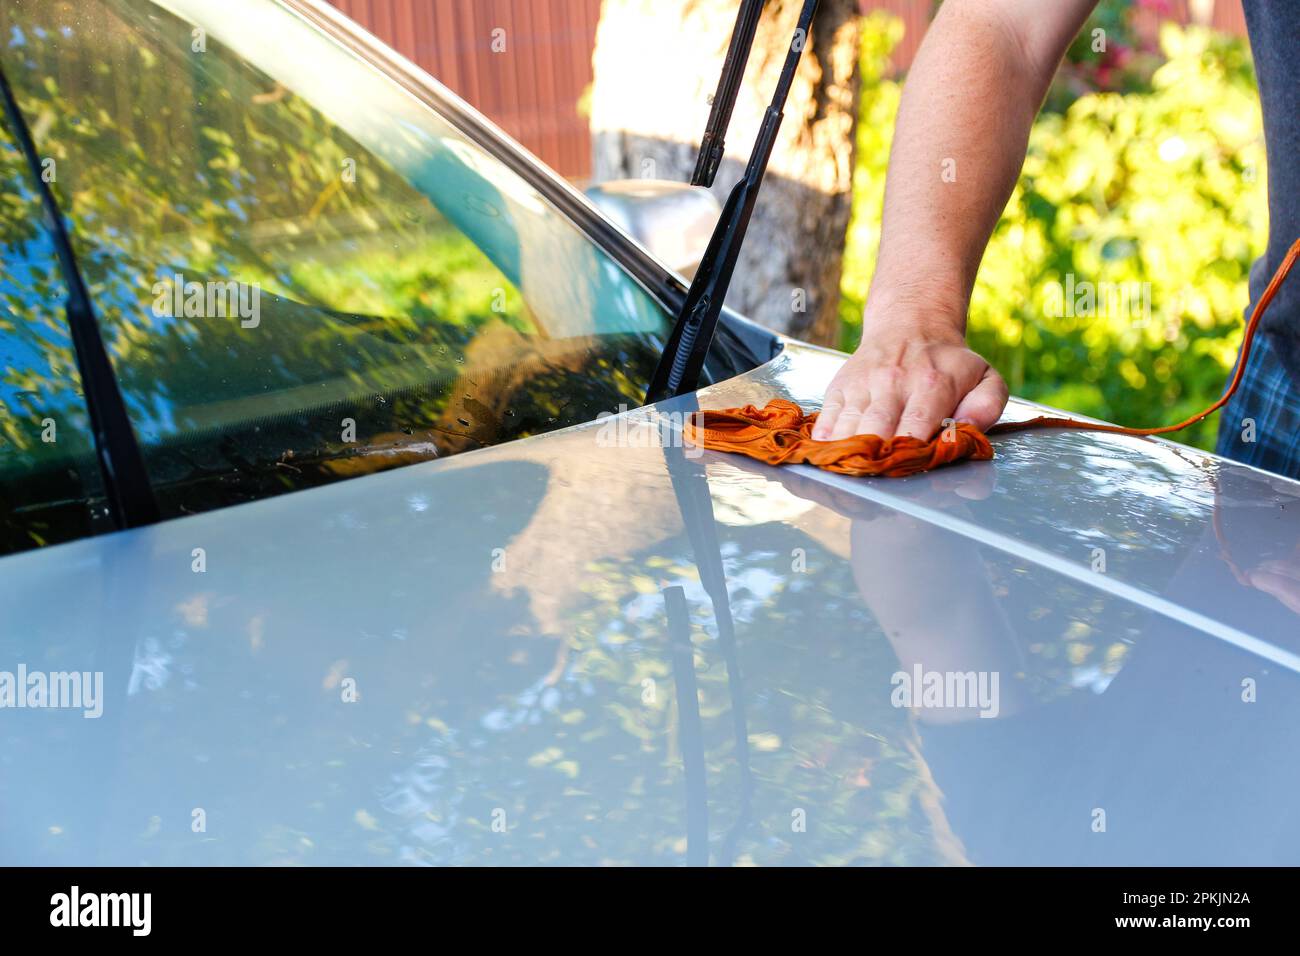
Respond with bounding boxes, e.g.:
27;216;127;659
987;236;1300;437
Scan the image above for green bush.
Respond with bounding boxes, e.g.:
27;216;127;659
840;18;1268;450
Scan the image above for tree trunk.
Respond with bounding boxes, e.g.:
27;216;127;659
589;0;861;346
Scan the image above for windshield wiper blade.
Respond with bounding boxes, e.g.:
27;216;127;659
0;62;159;529
646;0;820;405
691;0;766;188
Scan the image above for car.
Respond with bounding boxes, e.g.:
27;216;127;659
2;0;1299;867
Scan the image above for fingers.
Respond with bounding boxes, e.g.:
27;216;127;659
951;366;1010;432
852;379;905;440
895;374;958;439
814;384;881;441
825;404;868;441
815;344;1006;443
814;370;944;442
811;386;848;440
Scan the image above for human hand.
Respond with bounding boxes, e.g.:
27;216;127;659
813;320;1008;442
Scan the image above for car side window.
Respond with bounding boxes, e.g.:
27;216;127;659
0;112;110;556
0;0;676;521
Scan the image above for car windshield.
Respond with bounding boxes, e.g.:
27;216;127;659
0;0;677;528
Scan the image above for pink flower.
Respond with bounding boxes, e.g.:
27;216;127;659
1137;0;1174;15
1102;43;1134;70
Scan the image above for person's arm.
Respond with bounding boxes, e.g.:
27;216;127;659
813;0;1099;441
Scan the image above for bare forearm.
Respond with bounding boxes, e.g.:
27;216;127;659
868;0;1094;329
815;0;1097;442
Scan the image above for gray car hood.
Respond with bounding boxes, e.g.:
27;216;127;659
4;342;1300;865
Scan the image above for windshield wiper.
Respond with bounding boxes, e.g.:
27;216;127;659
646;0;820;405
0;61;158;528
691;0;766;188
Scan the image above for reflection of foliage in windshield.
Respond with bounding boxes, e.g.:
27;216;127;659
0;132;81;456
0;0;669;532
0;112;107;552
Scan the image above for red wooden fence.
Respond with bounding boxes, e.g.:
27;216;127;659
326;0;1249;180
327;0;602;179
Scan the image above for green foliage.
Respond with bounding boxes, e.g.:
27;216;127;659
840;19;1267;451
838;11;901;352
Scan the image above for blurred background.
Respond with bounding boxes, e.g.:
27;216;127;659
326;0;1266;449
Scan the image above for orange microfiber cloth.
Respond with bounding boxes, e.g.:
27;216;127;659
685;238;1300;478
683;399;993;478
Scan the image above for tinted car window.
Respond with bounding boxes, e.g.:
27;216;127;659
0;110;110;555
0;0;676;519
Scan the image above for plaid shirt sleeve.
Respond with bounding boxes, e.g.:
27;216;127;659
1215;331;1300;480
